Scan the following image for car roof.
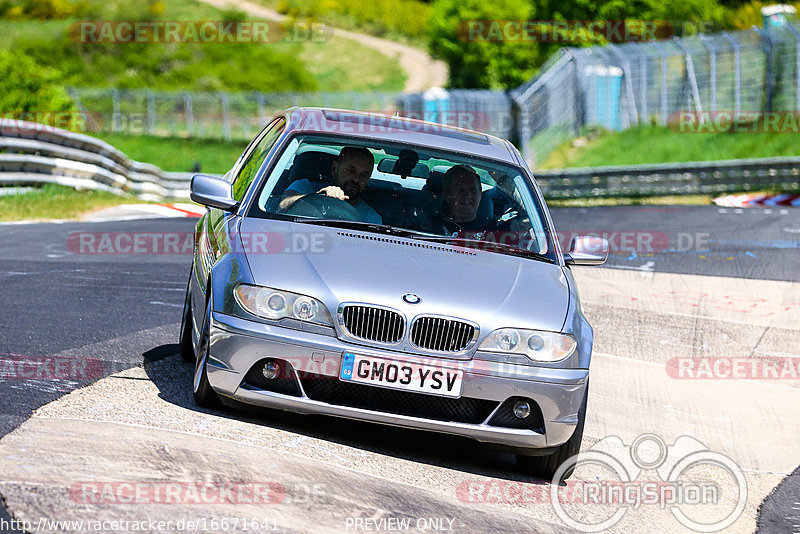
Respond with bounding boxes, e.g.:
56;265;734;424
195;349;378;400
278;107;520;165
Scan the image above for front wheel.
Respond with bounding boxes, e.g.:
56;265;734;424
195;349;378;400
193;294;220;408
517;382;588;482
179;272;194;362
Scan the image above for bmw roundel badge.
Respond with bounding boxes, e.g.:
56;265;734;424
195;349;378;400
402;293;421;304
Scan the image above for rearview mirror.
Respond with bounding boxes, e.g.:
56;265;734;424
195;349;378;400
190;174;237;211
564;236;608;266
376;158;430;179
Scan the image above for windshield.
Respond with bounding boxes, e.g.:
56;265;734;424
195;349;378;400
247;134;555;261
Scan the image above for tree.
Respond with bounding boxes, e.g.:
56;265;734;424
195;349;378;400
428;0;542;89
0;51;76;114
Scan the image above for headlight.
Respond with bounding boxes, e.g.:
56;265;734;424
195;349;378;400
234;284;333;326
479;329;576;362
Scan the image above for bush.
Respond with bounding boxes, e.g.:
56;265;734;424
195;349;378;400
0;0;87;20
15;33;318;93
0;51;76;114
724;0;800;29
220;6;248;23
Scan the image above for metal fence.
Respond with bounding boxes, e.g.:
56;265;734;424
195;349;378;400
512;21;800;167
395;90;515;140
395;22;800;169
68;88;402;142
67;21;800;174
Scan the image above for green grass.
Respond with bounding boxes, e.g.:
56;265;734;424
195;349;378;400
95;134;248;174
546;194;714;207
542;125;800;169
2;0;406;94
0;184;143;221
299;35;406;91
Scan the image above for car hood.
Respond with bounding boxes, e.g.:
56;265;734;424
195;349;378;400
239;218;570;334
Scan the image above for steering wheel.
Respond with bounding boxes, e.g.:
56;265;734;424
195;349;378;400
285;192;362;221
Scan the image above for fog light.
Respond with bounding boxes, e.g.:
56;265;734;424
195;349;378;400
512;400;531;419
262;361;280;380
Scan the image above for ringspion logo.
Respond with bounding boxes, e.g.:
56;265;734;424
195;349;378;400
458;434;747;532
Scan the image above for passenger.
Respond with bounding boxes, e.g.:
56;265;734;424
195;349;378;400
280;146;382;224
436;164;496;235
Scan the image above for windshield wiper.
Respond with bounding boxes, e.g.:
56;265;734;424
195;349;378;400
410;236;554;263
294;218;434;238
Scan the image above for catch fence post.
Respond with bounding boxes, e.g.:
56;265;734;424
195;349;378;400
673;38;704;113
147;89;156;135
220;92;231;142
700;34;718;111
753;26;775;112
112;88;121;132
721;32;742;113
784;23;800;111
184;92;194;137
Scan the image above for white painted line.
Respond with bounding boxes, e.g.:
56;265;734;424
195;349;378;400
126;204;188;217
149;301;182;308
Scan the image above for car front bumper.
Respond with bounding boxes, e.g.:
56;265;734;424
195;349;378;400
206;312;589;451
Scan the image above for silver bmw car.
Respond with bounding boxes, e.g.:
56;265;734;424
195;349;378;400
180;108;607;481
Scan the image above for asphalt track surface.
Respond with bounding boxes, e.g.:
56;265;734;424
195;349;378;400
550;206;800;282
0;205;798;533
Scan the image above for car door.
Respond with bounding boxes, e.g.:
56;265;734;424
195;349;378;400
191;117;287;316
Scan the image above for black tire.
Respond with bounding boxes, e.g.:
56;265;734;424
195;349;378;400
193;291;220;408
517;382;589;482
179;273;195;362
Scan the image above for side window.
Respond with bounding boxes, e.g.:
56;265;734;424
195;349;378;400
232;118;286;202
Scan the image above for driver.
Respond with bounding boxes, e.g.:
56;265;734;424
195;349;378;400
279;146;382;224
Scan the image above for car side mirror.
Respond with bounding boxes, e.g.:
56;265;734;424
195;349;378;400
190;174;237;211
564;235;608;266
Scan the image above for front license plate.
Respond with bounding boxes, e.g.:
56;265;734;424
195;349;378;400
340;353;463;398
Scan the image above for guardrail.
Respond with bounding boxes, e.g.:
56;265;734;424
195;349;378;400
0;120;196;200
535;157;800;198
2;120;798;201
